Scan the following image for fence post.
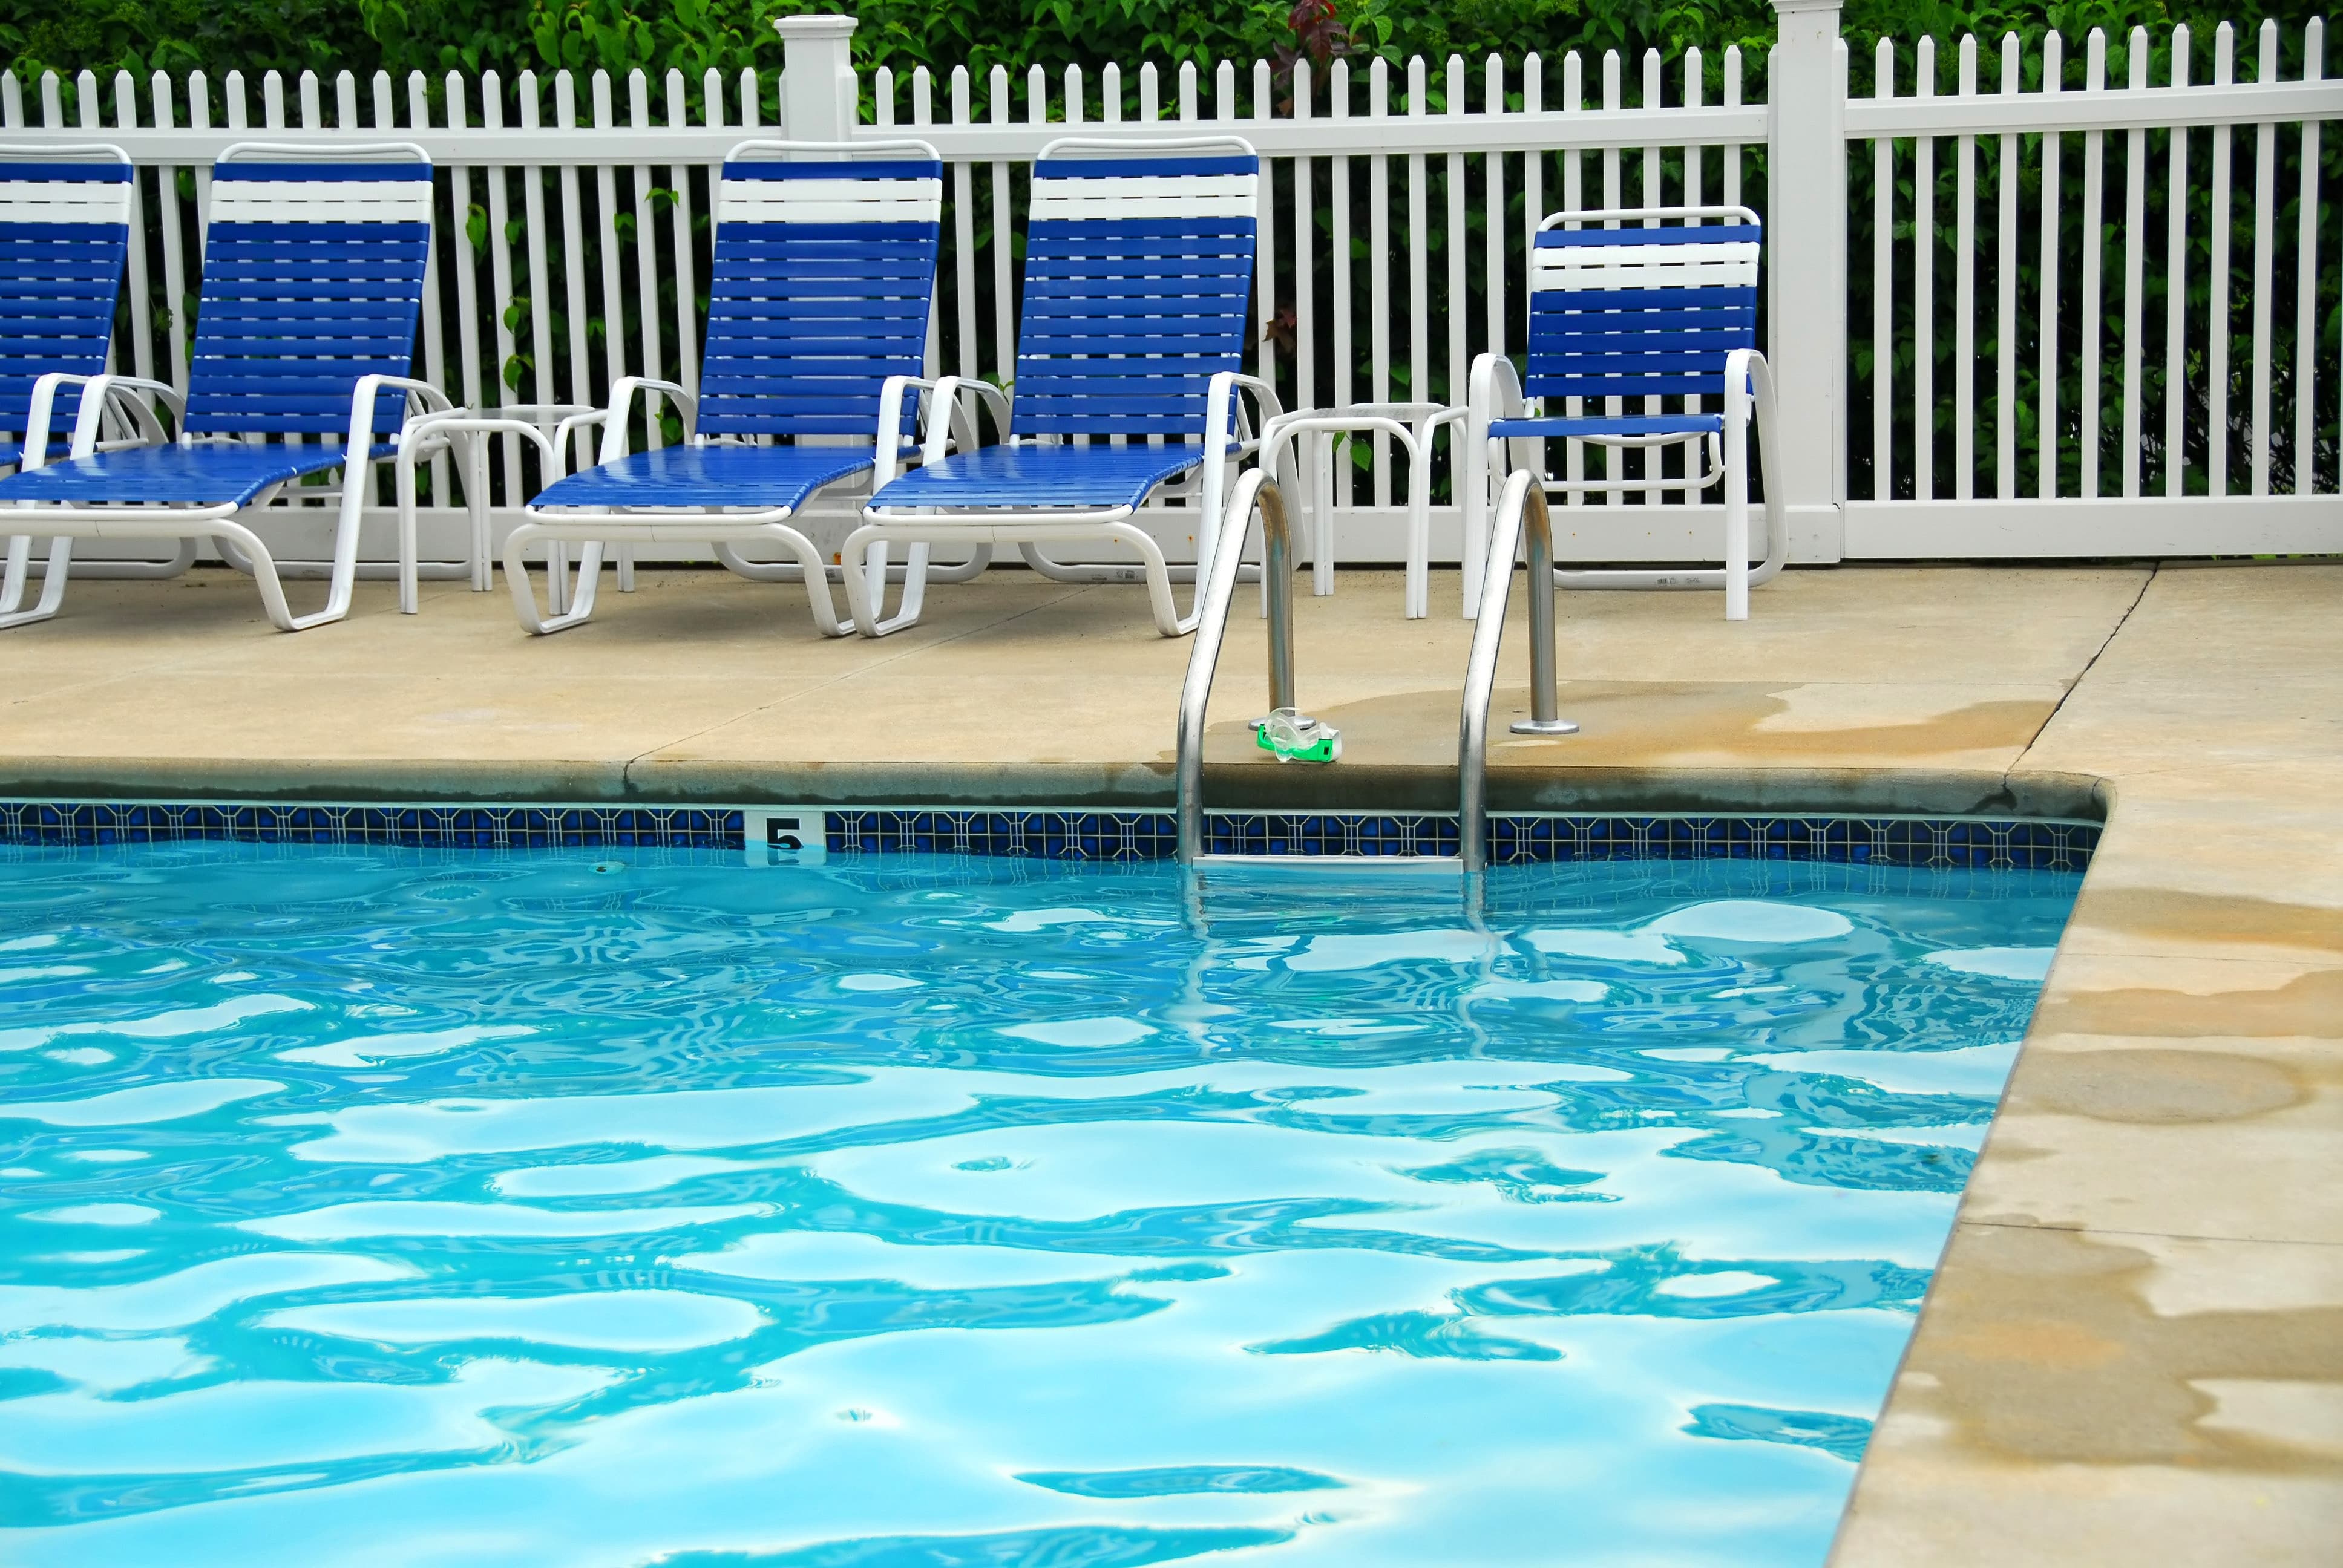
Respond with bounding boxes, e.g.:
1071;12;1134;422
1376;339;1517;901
1767;0;1848;561
775;13;860;142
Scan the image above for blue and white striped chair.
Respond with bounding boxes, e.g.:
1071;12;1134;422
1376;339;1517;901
845;136;1276;638
1463;206;1785;622
495;140;949;636
0;142;447;632
0;145;143;619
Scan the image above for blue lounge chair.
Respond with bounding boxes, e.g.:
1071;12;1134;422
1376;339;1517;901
494;139;949;635
0;144;141;615
1463;205;1785;622
846;136;1276;638
0;142;448;632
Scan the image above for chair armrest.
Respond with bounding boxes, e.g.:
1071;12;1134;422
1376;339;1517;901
1256;411;1427;491
873;375;992;487
596;377;700;464
1208;371;1284;448
1466;352;1524;427
349;376;457;461
923;376;1012;465
33;373;182;464
1723;348;1773;415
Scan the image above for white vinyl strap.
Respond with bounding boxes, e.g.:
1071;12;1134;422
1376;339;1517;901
1030;174;1257;221
208;181;434;224
718;177;942;225
0;180;135;226
1531;241;1758;293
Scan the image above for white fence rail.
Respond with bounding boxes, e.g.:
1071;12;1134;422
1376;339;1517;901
4;5;2338;574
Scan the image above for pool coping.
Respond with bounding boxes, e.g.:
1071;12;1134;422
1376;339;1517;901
0;759;2114;821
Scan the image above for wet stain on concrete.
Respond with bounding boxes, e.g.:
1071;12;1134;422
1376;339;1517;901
2010;1048;2312;1124
2066;887;2343;958
1201;682;2059;774
1900;1224;2343;1472
2034;968;2343;1042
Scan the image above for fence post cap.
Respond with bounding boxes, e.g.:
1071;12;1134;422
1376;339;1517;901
773;15;859;40
1769;0;1843;14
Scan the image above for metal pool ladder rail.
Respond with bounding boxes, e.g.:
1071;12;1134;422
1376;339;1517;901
1458;470;1579;874
1175;469;1308;865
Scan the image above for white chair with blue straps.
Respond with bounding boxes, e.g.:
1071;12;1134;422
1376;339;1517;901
0;145;176;621
487;139;955;636
0;142;448;632
1462;205;1786;622
844;136;1278;638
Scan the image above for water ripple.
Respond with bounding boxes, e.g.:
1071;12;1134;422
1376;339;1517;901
0;846;2077;1566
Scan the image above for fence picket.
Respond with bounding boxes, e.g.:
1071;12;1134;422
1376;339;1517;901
1369;57;1391;503
2038;33;2062;500
1294;59;1315;420
2250;21;2278;496
2122;32;2148;498
1330;56;1353;435
665;70;698;402
2209;25;2233;497
1997;35;2018;500
152;72;188;396
1955;38;1975;501
2079;32;2105;500
2166;30;2191;497
519;74;556;415
1872;40;1893;500
2298;21;2324;493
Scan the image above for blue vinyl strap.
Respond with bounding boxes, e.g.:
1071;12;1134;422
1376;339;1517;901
0;163;133;183
1536;224;1761;247
212;163;433;182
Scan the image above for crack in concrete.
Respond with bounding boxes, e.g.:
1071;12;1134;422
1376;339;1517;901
2008;563;2158;778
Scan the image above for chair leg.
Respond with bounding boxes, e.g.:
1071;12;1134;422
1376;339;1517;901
395;449;422;615
274;465;367;631
0;537;73;630
1;534;30;613
1406;419;1434;621
503;524;604;635
1113;524;1190;638
1725;405;1751;623
1311;431;1334;599
838;532;933;638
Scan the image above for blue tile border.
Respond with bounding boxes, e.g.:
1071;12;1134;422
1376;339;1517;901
0;800;2099;871
0;801;740;850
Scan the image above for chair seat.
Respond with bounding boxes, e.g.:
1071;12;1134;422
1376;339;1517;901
0;441;388;507
867;442;1218;513
0;440;71;471
531;443;885;514
1488;414;1725;440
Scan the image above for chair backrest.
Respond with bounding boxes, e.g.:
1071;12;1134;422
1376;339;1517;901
1012;138;1258;444
0;145;133;440
1525;207;1760;403
698;140;942;442
183;144;433;443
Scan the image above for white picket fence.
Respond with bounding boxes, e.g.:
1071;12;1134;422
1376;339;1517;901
4;7;2337;573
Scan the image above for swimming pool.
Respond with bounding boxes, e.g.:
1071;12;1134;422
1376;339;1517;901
0;843;2077;1566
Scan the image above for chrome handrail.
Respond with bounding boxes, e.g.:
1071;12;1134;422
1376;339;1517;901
1175;469;1296;864
1459;471;1578;874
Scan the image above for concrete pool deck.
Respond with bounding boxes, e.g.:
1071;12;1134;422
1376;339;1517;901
1;558;2338;1561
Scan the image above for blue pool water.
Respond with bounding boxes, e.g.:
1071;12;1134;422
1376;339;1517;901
0;844;2078;1566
